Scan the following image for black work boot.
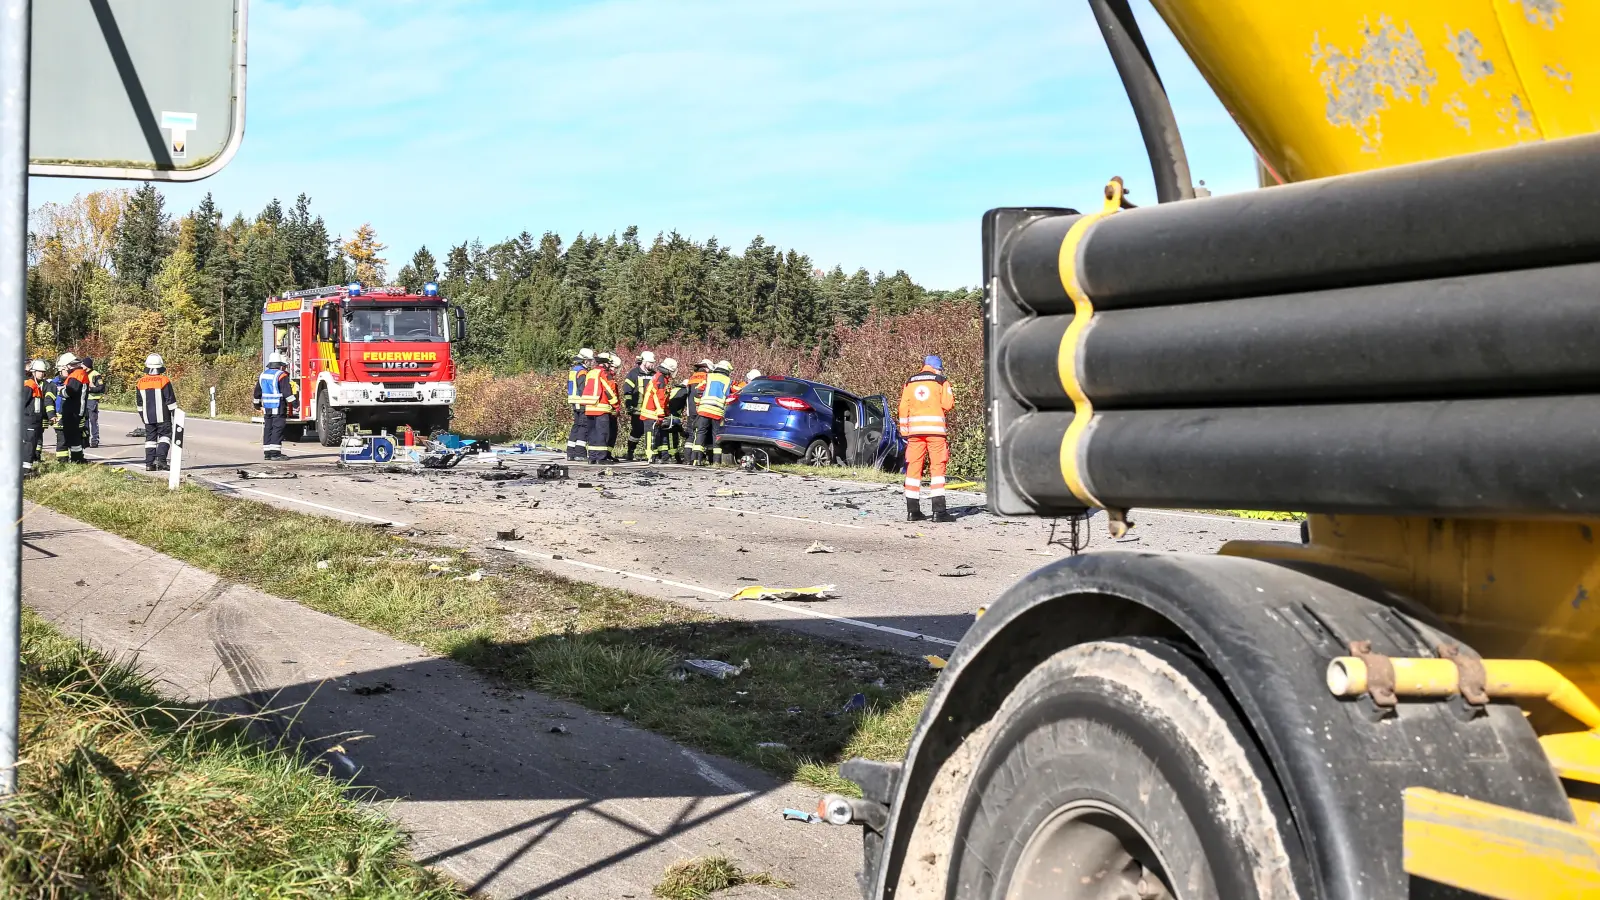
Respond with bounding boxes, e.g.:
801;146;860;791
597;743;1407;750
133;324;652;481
930;496;956;523
906;498;927;522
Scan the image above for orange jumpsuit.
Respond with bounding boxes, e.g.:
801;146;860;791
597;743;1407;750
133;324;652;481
897;366;955;500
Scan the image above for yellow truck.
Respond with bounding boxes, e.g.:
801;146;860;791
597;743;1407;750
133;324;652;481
826;2;1600;898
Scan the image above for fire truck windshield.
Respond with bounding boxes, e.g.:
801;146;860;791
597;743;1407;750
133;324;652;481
342;307;448;343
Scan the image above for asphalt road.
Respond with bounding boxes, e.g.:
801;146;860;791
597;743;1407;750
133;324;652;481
90;410;1303;654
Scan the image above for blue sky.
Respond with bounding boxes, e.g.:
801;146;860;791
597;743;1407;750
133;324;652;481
29;0;1256;289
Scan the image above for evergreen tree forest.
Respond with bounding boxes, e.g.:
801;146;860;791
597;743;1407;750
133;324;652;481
26;187;980;381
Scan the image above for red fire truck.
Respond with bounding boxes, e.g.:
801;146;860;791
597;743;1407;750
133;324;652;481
261;282;465;446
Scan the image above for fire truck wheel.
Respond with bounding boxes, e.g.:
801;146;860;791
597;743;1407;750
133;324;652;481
945;638;1303;900
316;390;346;448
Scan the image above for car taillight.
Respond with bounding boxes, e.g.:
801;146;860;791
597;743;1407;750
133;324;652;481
776;397;811;411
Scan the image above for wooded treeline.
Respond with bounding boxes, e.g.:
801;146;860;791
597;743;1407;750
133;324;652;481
26;187;979;382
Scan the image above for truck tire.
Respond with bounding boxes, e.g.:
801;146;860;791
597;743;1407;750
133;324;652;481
930;638;1304;900
317;390;346;447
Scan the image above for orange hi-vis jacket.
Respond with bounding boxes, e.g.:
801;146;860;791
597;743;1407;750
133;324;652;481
897;366;955;437
640;371;671;421
585;368;620;416
577;367;603;405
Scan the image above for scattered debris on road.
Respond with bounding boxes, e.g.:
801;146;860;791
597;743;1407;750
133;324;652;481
452;569;485;582
548;724;570;735
496;528;521;541
536;463;568;480
939;563;977;577
236;469;297;480
804;541;835;554
350;681;395;696
756;741;788;750
713;488;746;497
729;584;838;602
676;659;750;680
479;470;524;482
782;808;823;824
842;692;866;712
925;655;947;669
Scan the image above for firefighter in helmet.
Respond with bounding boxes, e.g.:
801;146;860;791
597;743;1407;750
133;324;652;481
621;350;658;461
253;351;299;460
689;360;733;466
583;352;622;464
23;359;52;477
53;353;91;464
640;357;677;463
567;348;596;460
135;354;179;472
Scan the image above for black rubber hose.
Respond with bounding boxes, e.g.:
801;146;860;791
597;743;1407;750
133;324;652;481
1076;133;1600;308
1002;261;1600;410
998;396;1600;517
1088;0;1195;204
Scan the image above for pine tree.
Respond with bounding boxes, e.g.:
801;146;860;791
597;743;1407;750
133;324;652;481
399;246;439;293
113;184;174;292
841;268;874;325
189;193;222;271
344;224;387;285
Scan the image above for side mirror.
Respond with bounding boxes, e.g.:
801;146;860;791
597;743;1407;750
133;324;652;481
315;307;338;343
451;305;468;344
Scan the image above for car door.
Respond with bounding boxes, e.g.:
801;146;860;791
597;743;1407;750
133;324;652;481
860;394;895;467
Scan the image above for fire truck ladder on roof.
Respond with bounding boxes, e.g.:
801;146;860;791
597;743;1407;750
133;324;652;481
279;284;350;300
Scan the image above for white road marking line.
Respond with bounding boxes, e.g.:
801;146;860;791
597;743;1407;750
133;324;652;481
680;748;749;795
200;478;409;527
706;505;865;530
739;598;960;647
495;544;960;646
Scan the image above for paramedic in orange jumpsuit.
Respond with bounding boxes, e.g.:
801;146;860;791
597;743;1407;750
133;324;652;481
898;355;956;522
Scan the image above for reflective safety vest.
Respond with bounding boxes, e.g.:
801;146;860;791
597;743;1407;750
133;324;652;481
51;377;65;416
697;372;732;420
60;369;89;417
259;369;287;412
578;367;603;405
729;380;746;403
641;372;671;421
567;363;588;406
897;367;954;437
623;366;651;410
87;368;106;396
585;370;620;415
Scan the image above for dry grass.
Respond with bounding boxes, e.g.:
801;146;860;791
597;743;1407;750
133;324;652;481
26;463;934;794
653;856;791;899
1;610;460;899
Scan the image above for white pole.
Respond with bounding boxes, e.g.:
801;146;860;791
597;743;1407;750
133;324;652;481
209;385;216;418
0;0;31;798
167;410;185;491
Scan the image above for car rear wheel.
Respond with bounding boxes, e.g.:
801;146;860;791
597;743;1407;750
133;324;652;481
802;438;833;466
900;638;1304;900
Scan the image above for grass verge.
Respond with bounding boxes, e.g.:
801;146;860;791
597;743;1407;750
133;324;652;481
25;463;931;795
2;609;459;899
654;856;790;899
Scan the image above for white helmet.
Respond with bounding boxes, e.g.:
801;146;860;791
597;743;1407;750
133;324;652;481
578;348;595;360
640;350;656;364
697;358;713;370
28;359;47;374
660;357;679;375
267;351;287;367
145;353;165;371
746;369;762;381
713;359;732;373
56;352;78;369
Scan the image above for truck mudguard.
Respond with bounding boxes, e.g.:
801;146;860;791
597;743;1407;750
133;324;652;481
867;551;1571;900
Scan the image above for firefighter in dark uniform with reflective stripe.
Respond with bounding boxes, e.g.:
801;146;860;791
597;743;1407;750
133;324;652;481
621;350;657;461
23;359;52;477
567;348;596;460
84;357;107;448
689;361;733;466
54;353;90;464
253;351;298;460
135;353;179;471
640;357;677;463
584;353;621;464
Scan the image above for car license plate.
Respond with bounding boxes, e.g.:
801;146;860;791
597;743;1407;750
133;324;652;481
384;389;419;400
742;402;770;411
